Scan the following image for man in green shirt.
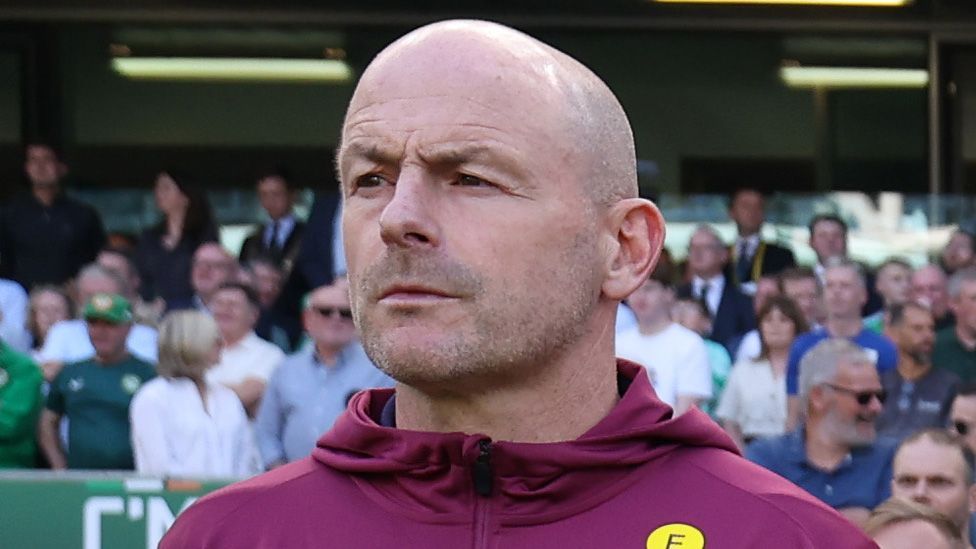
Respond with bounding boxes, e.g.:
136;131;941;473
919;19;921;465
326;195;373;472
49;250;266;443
933;267;976;382
0;334;42;467
38;293;155;469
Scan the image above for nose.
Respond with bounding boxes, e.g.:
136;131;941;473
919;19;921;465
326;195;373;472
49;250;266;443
378;167;440;249
911;482;930;503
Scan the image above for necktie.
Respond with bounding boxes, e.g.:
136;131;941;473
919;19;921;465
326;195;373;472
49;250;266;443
736;240;752;283
698;282;711;315
268;221;280;252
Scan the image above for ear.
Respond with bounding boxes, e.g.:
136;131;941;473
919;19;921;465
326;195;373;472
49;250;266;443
968;482;976;513
601;198;665;300
807;385;827;413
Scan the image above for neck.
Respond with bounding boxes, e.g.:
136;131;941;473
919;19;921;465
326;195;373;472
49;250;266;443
166;210;185;236
804;419;850;471
767;347;790;371
95;350;127;365
316;342;343;366
271;212;291;222
738;230;758;240
896;352;931;381
697;272;720;282
636;315;671;336
33;184;58;207
223;330;249;347
395;311;620;443
826;315;862;338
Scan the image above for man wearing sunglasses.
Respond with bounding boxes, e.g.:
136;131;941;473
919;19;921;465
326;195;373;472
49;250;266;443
748;338;897;527
255;280;392;469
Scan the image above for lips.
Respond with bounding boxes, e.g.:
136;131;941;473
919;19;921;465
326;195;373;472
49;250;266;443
378;284;457;301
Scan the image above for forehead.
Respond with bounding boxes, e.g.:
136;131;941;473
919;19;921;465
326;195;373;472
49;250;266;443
195;245;230;262
257;176;288;191
913;268;945;285
27;145;56;160
880;263;911;278
690;230;721;246
732;190;763;206
812;220;844;235
835;359;880;385
214;288;247;303
310;286;349;306
903;306;934;323
896;438;967;478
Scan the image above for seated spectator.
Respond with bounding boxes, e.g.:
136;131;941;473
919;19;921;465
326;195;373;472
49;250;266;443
747;338;896;527
864;258;913;334
0;326;42;467
37;264;158;381
239;167;305;277
98;247;164;327
130;310;260;477
244;257;301;352
730;275;780;362
676;224;755;351
616;263;711;415
808;213;883;317
889;429;976;548
951;383;976;456
866;498;963;549
26;285;71;362
135;171;219;310
207;283;285;416
670;297;731;416
167;243;237;313
255;281;393;468
726;186;795;295
785;258;898;429
717;295;808;450
942;229;976;276
914;264;955;331
935;267;976;382
0;278;30;353
38;294;156;469
877;302;959;441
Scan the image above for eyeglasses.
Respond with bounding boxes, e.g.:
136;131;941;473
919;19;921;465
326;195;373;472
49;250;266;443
824;383;887;406
952;420;975;436
312;306;353;320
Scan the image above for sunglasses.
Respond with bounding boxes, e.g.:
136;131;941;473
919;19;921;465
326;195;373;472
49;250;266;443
952;420;974;436
824;383;887;406
313;306;353;320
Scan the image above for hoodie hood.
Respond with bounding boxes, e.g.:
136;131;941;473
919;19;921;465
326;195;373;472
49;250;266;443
313;360;738;524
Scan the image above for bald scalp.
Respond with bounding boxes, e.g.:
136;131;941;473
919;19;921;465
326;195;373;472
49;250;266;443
339;19;637;209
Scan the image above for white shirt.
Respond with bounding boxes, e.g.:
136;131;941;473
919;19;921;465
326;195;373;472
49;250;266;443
130;376;260;477
0;279;30;353
207;332;284;386
38;319;158;364
714;358;787;439
264;214;297;249
691;274;725;318
734;234;760;263
734;329;762;363
615;323;712;407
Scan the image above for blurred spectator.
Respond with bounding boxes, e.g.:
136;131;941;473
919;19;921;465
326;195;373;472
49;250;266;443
98;247;164;327
135;171;219;310
730;275;780;362
130;311;259;477
676;224;754;351
245;257;300;352
168;243;237;313
207;283;285;417
941;229;976;276
617;263;711;415
26;285;71;362
726;187;795;295
717;295;808;450
37;264;158;381
877;303;959;441
255;281;392;469
0;143;106;289
786;259;898;428
0;324;42;467
671;297;731;417
913;264;955;332
778;267;824;329
808;214;883;316
934;267;976;383
950;383;976;455
866;498;962;549
0;278;30;353
890;429;975;547
38;294;155;469
239;168;304;277
747;338;895;527
865;259;914;334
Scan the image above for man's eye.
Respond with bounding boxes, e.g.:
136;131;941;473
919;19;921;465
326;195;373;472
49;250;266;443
356;174;388;188
456;174;492;187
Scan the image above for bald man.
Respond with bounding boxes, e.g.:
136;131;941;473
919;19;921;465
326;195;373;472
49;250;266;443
162;20;873;548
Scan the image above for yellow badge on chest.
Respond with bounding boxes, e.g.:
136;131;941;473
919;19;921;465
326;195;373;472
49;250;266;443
646;523;705;549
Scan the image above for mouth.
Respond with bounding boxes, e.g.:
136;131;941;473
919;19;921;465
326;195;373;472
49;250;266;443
378;285;458;304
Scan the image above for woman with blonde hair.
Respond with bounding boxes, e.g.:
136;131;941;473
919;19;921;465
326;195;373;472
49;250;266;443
130;310;259;477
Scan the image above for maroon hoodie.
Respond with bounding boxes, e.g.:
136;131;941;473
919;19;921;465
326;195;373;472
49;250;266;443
162;360;876;548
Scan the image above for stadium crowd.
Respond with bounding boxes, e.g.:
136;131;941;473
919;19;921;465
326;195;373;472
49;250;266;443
2;141;976;546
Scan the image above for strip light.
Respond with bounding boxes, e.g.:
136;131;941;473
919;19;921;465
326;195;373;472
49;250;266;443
779;66;928;89
655;0;909;5
111;57;353;83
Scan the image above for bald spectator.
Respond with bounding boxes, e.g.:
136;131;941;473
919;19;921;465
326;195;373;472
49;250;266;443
727;187;795;296
808;214;883;316
914;264;955;331
865;258;914;334
0;143;106;289
943;230;976;276
935;268;976;383
168;243;238;313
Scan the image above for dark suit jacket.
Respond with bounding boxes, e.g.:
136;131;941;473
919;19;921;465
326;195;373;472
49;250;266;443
274;191;341;320
239;219;306;273
677;278;756;353
727;240;796;287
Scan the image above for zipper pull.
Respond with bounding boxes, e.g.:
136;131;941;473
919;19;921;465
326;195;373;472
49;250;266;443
472;439;493;497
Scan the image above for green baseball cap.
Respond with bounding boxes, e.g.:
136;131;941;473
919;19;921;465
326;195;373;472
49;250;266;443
83;293;133;324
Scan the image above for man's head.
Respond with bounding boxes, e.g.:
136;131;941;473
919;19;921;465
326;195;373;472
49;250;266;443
75;263;126;314
83;293;133;363
823;258;868;320
338;21;664;391
885;302;935;366
626;262;675;327
24;143;66;189
728;187;765;237
912;264;950;319
671;298;711;337
97;248;140;299
753;275;780;315
686;225;728;280
778;267;822;327
876;259;913;308
866;497;963;549
809;214;848;265
950;383;976;455
256;168;298;222
210;283;260;345
949;267;976;340
942;230;976;275
304;279;358;353
244;258;283;309
799;338;884;448
192;243;237;305
891;429;976;536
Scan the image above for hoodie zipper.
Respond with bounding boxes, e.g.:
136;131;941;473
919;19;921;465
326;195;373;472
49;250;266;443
472;439;493;549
